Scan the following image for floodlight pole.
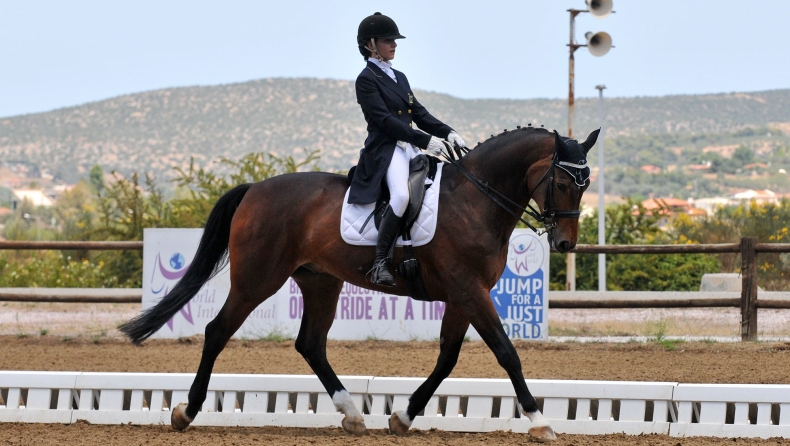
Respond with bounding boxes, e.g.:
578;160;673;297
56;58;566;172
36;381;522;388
567;9;587;140
595;84;607;292
566;8;588;291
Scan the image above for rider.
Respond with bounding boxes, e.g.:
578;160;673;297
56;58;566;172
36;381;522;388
349;12;466;287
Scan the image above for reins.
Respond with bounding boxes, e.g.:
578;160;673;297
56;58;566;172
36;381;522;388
439;141;579;235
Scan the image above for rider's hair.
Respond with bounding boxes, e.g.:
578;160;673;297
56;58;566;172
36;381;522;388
358;44;371;60
359;38;380;61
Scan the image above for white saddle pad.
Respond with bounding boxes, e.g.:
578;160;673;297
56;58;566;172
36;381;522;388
341;163;443;247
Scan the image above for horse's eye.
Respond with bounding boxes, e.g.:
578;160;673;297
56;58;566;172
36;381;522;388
557;183;568;192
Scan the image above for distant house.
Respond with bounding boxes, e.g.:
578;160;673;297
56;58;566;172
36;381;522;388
639;197;706;228
730;189;777;206
743;163;769;171
11;189;55;209
640;165;662;174
0;166;24;188
687;161;712;172
691;197;730;215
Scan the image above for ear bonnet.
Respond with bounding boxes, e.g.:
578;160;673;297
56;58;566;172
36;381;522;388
554;129;599;186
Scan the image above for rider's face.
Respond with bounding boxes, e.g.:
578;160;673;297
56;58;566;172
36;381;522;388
375;38;397;61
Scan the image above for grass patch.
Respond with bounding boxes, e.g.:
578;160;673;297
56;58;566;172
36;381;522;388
258;328;294;343
657;339;685;351
643;318;671;342
39;328;48;336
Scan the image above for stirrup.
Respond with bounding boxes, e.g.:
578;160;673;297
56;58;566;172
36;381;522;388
367;259;396;287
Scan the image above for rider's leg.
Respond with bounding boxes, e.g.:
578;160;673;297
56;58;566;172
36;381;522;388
368;146;409;286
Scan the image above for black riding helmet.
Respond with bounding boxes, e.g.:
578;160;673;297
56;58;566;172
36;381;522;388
357;12;405;44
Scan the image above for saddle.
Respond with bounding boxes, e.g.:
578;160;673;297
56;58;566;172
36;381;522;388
353;154;438;301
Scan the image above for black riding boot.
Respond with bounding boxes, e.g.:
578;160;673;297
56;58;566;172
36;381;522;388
368;205;402;287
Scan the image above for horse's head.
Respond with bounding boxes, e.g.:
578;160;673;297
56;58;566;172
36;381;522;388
528;129;599;253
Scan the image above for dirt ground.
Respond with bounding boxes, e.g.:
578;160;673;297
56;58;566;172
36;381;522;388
3;302;790;445
5;335;790;384
4;302;790;339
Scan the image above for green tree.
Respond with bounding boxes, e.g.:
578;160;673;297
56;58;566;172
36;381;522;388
89;165;105;193
551;198;721;291
671;199;790;289
732;145;755;166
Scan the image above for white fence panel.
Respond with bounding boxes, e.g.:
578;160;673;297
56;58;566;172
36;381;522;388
670;384;790;438
4;372;790;438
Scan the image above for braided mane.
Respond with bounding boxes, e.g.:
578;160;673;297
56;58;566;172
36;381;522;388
472;125;553;152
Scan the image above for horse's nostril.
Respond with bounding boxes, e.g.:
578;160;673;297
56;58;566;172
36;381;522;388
558;241;570;253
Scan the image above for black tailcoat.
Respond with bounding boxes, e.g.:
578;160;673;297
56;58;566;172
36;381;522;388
348;61;452;205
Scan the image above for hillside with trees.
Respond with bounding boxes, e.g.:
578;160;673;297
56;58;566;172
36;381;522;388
1;79;789;198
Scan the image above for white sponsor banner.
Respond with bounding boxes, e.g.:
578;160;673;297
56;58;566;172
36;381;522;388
489;229;550;340
143;228;548;341
142;229;279;340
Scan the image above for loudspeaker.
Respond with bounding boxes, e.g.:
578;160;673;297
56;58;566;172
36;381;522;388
585;31;612;57
586;0;613;18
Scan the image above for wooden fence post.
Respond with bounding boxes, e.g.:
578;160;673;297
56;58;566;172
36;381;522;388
740;237;759;341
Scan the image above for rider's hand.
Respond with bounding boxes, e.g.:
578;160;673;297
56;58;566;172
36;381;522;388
425;136;444;156
447;131;466;149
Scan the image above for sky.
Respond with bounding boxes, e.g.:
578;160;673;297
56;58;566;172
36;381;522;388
1;0;789;118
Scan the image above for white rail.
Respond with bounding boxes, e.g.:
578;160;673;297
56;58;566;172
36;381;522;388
1;372;789;438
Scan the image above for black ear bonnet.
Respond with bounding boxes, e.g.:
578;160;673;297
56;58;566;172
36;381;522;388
553;129;599;187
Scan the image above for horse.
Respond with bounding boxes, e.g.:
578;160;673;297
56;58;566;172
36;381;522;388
120;126;599;442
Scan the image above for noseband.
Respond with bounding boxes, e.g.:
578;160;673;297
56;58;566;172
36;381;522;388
441;143;580;236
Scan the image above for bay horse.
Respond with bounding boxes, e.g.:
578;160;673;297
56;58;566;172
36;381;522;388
120;126;598;442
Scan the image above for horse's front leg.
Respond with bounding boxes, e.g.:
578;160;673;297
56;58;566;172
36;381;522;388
460;287;556;442
389;302;469;435
292;272;367;436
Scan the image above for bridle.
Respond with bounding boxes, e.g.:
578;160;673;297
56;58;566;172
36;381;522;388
440;142;581;236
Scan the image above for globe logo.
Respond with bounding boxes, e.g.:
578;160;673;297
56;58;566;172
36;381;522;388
505;234;544;277
169;253;186;270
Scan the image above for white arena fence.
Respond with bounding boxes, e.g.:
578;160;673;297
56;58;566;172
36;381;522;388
2;372;790;438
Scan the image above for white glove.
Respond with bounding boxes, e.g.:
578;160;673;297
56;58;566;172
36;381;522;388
447;131;466;148
425;136;444;156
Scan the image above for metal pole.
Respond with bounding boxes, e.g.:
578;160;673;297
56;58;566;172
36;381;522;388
566;9;582;291
568;10;581;139
596;85;606;291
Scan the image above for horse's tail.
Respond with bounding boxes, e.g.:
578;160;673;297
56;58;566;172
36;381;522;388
119;183;253;344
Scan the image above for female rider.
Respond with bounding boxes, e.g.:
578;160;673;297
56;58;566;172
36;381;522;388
348;12;466;287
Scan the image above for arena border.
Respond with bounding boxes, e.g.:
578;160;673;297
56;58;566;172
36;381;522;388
2;372;790;438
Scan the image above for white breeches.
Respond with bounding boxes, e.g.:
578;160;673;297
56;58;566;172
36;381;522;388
386;142;421;217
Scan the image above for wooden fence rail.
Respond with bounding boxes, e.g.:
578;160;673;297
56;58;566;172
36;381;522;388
1;238;789;341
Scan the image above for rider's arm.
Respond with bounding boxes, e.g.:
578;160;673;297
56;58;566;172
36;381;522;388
399;75;453;140
356;74;432;149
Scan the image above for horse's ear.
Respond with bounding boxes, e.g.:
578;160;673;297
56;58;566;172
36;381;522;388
554;130;567;151
581;128;601;154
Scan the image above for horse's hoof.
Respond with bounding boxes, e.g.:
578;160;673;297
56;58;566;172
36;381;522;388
341;415;368;436
528;425;557;442
388;411;410;436
171;403;194;432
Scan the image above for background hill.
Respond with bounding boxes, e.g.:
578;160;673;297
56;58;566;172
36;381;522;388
1;78;789;198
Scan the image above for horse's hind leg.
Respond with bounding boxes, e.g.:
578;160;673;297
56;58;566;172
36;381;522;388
292;269;367;435
170;287;265;431
389;303;469;435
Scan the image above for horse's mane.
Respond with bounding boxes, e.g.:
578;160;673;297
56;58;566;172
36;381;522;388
469;125;553;154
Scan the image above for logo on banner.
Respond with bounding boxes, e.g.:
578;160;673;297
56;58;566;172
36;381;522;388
490;233;546;339
150;252;194;330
